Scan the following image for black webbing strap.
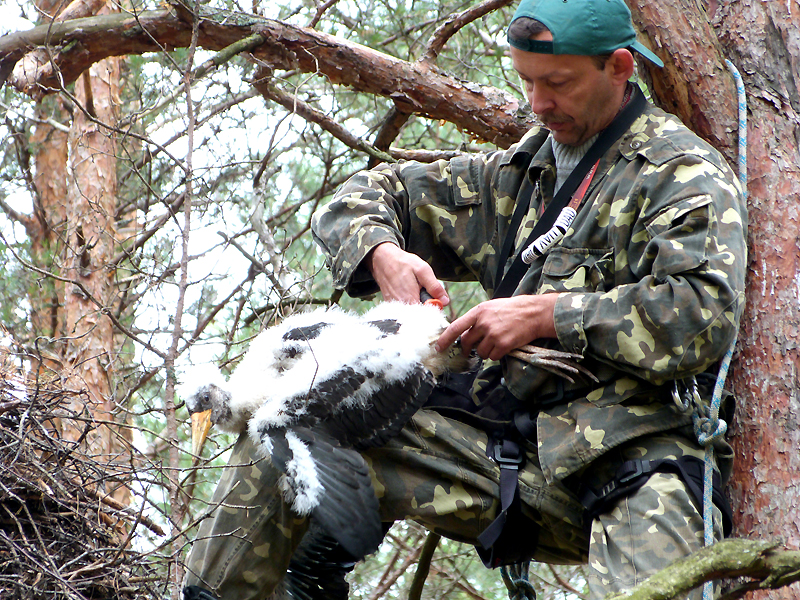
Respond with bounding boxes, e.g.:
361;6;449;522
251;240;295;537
493;86;647;300
579;455;733;536
493;176;534;299
183;586;220;600
477;437;525;567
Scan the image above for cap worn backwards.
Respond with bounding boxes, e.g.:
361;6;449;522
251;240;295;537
508;0;664;68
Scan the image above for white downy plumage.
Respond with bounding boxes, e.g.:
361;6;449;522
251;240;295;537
182;301;465;559
244;302;449;436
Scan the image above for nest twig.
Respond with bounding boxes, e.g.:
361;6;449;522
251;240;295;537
0;366;163;600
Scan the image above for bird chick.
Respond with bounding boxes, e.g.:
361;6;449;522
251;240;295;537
181;301;475;559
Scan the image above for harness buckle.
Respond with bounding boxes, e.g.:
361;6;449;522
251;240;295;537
492;442;524;469
618;460;645;484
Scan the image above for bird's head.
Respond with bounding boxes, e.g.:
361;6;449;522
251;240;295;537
448;338;480;373
180;367;232;457
425;336;479;377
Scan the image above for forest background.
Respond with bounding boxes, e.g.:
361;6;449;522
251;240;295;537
0;0;798;599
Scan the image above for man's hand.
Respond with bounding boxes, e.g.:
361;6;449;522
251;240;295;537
366;242;449;306
436;294;560;361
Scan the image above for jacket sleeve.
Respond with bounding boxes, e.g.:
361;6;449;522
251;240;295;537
311;152;523;298
552;154;748;385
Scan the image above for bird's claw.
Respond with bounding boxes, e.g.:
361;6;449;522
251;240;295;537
508;346;598;384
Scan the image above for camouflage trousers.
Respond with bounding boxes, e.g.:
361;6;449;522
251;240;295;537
183;409;723;600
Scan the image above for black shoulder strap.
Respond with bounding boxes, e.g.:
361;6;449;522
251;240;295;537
493;87;647;299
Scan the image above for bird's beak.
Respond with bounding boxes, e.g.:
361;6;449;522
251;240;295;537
191;409;212;458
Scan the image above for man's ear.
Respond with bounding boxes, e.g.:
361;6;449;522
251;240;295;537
607;49;636;84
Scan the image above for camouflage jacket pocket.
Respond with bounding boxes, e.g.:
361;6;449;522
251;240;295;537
537;247;614;294
446;156;484;208
643;195;712;281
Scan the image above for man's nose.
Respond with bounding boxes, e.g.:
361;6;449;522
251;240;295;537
529;85;555;115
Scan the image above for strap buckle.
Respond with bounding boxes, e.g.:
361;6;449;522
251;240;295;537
596;460;652;497
492;441;524;469
618;460;646;484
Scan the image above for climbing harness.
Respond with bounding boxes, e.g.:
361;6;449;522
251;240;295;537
477;437;526;567
578;453;733;538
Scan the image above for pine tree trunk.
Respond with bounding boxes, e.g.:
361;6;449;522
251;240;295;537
632;2;800;598
29;99;68;344
62;50;129;502
715;3;800;596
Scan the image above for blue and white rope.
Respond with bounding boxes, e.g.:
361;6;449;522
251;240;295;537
726;59;748;199
698;58;747;600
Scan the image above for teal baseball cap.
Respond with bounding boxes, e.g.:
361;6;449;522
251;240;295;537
508;0;664;68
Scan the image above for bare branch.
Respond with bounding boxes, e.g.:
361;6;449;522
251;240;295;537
422;0;515;63
0;8;529;147
370;0;515;161
252;71;397;164
131;32;265;125
408;532;441;600
308;0;341;28
0;230;167;360
163;2;202;593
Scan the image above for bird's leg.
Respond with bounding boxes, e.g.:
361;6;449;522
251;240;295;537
509;346;599;383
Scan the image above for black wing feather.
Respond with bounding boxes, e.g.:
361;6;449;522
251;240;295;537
367;318;401;336
284;522;357;600
291;428;383;558
283;322;331;341
257;315;444;563
322;364;436;449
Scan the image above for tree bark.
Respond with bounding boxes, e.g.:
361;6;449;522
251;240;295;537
634;2;800;598
60;25;130;503
28;99;68;344
628;0;739;163
714;5;800;599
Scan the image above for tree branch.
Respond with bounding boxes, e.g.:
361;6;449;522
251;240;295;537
422;0;514;63
408;532;441;600
252;71;397;164
308;0;341;29
0;230;167;360
1;8;529;147
604;539;800;600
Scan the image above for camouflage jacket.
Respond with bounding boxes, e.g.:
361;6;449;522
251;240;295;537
311;86;747;484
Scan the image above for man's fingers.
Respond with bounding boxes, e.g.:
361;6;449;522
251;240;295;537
368;243;450;306
436;312;475;352
418;275;449;306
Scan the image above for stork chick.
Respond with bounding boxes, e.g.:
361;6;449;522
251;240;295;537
182;302;475;558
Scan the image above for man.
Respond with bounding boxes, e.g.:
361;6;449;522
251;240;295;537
183;0;747;598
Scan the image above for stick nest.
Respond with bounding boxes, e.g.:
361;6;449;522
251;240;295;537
0;366;163;600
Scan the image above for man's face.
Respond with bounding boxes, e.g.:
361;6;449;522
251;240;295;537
511;34;623;146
